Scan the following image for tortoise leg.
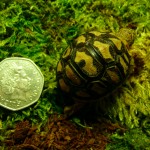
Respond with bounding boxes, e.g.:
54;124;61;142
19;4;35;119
64;102;86;117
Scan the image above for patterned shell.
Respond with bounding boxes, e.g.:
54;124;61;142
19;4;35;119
57;29;133;102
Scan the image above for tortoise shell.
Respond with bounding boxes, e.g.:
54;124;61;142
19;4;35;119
57;29;133;102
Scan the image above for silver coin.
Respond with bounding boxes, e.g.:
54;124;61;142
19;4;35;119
0;57;44;111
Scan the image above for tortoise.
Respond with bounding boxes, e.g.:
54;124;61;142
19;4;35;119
56;28;134;116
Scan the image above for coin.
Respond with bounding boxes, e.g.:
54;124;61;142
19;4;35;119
0;57;44;111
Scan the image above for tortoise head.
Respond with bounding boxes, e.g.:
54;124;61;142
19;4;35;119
117;28;135;46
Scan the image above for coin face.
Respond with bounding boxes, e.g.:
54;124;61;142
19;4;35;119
0;57;44;111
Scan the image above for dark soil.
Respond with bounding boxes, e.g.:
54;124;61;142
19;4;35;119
3;114;126;150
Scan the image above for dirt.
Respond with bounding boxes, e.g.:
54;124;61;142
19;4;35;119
3;113;126;150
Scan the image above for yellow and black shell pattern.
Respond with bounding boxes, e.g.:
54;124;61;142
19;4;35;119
56;31;131;102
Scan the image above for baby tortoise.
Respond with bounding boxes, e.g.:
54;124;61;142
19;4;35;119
56;28;135;116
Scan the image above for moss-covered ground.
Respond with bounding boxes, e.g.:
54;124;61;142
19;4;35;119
0;0;150;149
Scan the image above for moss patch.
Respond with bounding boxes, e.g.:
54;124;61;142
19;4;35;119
0;0;150;149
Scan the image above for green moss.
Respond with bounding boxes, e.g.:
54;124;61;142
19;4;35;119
0;0;150;149
106;128;150;150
